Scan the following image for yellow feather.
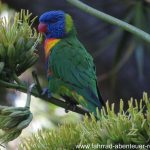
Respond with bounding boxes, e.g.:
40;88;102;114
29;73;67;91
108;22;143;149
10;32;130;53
65;14;73;33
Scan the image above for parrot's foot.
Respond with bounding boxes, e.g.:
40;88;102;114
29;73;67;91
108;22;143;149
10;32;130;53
41;88;51;98
65;103;77;113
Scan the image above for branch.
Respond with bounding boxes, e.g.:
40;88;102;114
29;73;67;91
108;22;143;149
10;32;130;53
66;0;150;44
0;78;90;116
31;71;90;116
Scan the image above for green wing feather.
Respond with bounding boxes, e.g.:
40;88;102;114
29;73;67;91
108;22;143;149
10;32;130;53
48;36;103;113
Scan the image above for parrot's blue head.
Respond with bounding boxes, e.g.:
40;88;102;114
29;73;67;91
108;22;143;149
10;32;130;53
38;10;73;39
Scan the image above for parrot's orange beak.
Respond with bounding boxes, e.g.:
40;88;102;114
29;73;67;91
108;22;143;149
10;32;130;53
38;23;48;33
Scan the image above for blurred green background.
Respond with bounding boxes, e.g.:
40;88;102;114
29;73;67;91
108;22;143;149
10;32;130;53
0;0;150;149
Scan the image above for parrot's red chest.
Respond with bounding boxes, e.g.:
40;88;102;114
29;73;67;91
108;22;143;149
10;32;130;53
44;38;60;78
44;38;60;59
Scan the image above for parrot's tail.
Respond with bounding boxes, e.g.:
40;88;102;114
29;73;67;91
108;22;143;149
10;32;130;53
96;83;106;107
84;87;104;117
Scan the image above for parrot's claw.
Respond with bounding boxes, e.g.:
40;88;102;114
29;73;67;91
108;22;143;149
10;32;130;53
65;103;77;113
65;109;69;113
72;105;77;111
41;88;52;98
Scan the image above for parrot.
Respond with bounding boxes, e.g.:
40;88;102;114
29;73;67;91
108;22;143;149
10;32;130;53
38;10;105;115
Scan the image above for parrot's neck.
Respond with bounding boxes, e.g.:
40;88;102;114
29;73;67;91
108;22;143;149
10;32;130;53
44;38;60;59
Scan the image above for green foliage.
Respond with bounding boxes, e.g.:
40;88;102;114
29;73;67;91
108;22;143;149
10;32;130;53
110;1;150;82
20;92;150;149
87;0;150;83
0;10;40;80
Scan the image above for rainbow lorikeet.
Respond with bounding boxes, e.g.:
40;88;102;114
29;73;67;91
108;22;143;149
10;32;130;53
38;10;104;114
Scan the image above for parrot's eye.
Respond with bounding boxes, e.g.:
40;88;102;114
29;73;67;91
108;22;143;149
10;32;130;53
49;18;58;24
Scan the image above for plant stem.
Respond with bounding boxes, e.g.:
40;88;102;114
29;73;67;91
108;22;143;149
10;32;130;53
67;0;150;44
12;72;23;85
0;80;25;91
25;83;36;108
0;79;90;116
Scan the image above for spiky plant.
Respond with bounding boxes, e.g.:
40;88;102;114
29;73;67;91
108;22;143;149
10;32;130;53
0;9;40;82
20;92;150;150
0;106;32;144
0;9;40;145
